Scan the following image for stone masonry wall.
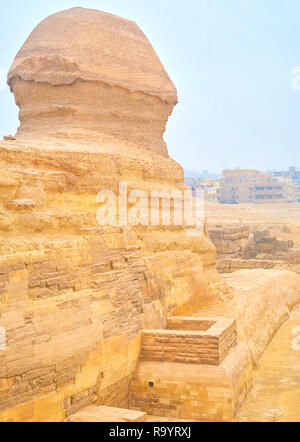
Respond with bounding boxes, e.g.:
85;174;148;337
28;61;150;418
140;319;237;366
0;233;147;416
131;342;253;421
167;317;216;331
0;230;209;421
141;330;221;365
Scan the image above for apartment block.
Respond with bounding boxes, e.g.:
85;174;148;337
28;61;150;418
220;169;285;204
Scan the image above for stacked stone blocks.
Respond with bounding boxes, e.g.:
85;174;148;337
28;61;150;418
141;317;237;365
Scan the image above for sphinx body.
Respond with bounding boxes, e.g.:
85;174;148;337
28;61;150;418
1;7;300;423
0;8;217;421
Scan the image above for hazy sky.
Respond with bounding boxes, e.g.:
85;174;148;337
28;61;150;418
0;0;300;173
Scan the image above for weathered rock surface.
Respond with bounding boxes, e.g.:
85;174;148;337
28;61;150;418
0;7;218;422
208;223;250;256
209;222;298;274
223;269;300;364
235;308;300;422
8;7;177;156
1;7;299;423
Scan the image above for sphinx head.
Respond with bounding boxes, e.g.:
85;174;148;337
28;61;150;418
8;7;177;156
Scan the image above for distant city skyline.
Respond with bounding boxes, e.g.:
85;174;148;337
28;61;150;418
1;0;300;172
185;165;299;178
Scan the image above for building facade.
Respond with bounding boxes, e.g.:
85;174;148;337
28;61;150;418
270;167;300;203
220;169;285;204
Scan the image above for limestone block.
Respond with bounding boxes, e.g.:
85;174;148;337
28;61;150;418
67;405;146;422
141;318;237;366
131;343;252;422
5;199;36;211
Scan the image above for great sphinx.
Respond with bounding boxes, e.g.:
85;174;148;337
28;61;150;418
0;8;299;422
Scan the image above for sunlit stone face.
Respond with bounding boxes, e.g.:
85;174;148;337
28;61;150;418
7;7;177;156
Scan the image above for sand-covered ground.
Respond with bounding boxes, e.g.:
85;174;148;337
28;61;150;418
206;202;300;243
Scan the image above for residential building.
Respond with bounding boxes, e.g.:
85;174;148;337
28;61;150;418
220;169;285;204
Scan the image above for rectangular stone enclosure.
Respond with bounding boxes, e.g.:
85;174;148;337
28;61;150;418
141;317;237;366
